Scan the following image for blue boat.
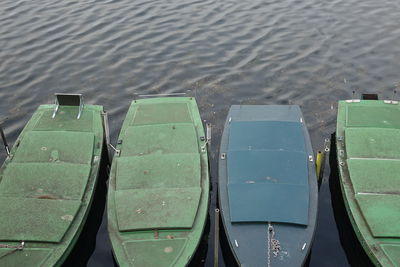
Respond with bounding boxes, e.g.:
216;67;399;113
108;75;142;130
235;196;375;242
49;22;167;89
218;105;318;267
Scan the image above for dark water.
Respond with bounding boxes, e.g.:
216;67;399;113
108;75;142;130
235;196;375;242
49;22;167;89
1;0;400;266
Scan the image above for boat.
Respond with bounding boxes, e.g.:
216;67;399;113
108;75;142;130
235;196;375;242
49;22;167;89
0;94;106;266
336;98;400;266
218;105;318;267
107;97;209;266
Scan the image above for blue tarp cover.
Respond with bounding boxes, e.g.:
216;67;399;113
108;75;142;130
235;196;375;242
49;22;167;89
227;121;310;225
228;121;305;152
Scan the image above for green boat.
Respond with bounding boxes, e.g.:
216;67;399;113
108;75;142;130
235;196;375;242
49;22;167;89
336;99;400;266
0;94;105;266
107;97;209;266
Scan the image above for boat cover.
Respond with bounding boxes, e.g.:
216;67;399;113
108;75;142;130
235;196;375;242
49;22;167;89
343;103;400;238
0;129;95;242
114;101;202;231
227;121;309;225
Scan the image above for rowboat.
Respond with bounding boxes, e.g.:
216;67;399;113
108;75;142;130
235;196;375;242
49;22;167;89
218;105;318;267
0;94;105;266
107;97;209;266
336;99;400;266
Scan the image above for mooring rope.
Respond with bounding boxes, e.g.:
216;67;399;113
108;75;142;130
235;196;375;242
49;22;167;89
267;223;281;267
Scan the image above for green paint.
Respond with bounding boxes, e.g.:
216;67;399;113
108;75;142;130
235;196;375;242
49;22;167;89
355;194;400;238
347;159;400;194
0;197;81;242
0;163;91;199
0;248;52;266
346;105;400;129
122;239;186;267
13;131;95;164
115;187;201;231
337;100;400;266
116;154;200;190
381;245;400;267
108;97;209;266
34;108;94;132
345;128;400;159
0;103;104;266
121;124;199;156
130;102;193;125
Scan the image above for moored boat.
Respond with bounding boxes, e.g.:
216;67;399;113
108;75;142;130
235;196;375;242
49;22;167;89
218;105;318;267
107;97;209;266
336;99;400;266
0;94;105;266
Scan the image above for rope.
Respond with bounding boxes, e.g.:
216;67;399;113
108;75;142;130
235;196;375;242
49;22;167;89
267;222;282;267
267;222;272;267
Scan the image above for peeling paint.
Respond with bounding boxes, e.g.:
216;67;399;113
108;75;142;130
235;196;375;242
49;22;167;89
164;246;173;253
61;215;73;221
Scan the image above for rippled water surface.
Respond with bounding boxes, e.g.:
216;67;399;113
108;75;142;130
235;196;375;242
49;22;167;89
1;0;400;266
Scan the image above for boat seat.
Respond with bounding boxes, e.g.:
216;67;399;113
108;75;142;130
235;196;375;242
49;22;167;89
34;109;94;132
115;153;200;190
130;102;193;125
346;104;400;129
114;99;203;232
0;162;91;200
355;194;400;238
345;128;400;159
0;248;53;266
12;131;95;165
122;239;186;266
0;197;81;242
0;130;95;243
121;124;199;156
228;183;309;225
380;244;400;265
346;159;400;194
115;187;201;231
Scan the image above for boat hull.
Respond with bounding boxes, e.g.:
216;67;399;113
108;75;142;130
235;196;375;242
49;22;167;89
0;104;105;266
218;105;318;267
107;97;209;267
336;100;400;266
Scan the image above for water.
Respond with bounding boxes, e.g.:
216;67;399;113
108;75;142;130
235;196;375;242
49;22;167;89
1;0;400;265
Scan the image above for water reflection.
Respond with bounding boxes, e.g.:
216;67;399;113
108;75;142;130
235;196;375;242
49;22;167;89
64;144;110;267
328;134;374;267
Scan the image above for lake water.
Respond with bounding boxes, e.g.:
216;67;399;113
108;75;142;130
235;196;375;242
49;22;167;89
1;0;400;266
